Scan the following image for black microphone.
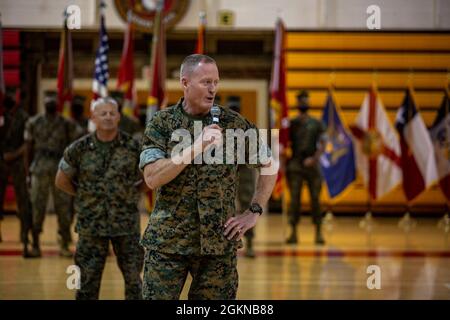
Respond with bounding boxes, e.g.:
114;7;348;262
209;105;221;158
211;105;221;125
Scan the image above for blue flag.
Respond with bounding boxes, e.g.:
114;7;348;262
319;92;356;198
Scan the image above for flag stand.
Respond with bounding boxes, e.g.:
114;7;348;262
437;212;449;247
360;188;375;247
323;204;335;244
359;210;374;247
399;202;416;248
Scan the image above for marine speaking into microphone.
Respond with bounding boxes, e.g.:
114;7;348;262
139;53;277;300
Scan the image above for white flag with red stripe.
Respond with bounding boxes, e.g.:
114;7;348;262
394;89;438;201
350;89;402;200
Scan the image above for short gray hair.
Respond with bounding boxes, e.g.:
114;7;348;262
180;54;216;80
90;97;119;112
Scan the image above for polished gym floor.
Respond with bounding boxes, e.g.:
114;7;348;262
0;212;449;300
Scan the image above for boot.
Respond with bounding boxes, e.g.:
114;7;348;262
23;243;32;258
245;238;255;258
286;225;298;244
315;224;325;245
28;231;42;257
59;240;73;258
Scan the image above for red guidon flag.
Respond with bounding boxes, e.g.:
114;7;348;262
350;88;402;200
57;11;73;118
0;17;5;127
195;11;206;54
269;18;288;200
146;0;166;123
117;14;135;118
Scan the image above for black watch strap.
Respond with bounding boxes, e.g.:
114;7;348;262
249;203;263;215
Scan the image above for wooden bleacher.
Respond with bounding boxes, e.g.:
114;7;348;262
284;31;450;214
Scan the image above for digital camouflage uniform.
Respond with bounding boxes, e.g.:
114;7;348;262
119;115;143;138
236;165;256;242
0;107;33;244
287;115;326;226
140;98;269;300
59;131;143;300
24;113;76;245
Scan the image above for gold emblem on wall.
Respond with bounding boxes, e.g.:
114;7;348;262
114;0;190;32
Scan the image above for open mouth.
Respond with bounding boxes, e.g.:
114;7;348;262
206;97;214;103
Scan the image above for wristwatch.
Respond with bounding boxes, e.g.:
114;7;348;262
249;203;263;215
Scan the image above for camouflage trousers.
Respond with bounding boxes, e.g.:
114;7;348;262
0;159;33;243
287;164;323;226
75;233;144;300
143;250;238;300
30;172;72;243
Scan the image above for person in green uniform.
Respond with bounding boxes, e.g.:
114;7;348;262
286;90;326;245
55;97;145;300
110;91;143;140
24;93;77;257
0;89;36;257
140;54;277;299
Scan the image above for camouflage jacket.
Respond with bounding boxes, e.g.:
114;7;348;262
0;108;29;157
140;98;269;255
59;131;142;237
119;115;143;137
289;115;326;168
236;165;256;211
24;113;77;175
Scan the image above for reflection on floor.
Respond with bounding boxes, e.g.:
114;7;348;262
0;213;449;299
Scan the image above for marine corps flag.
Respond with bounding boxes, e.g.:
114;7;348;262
429;90;450;201
269;18;289;200
146;0;166;124
319;90;356;198
350;88;402;200
117;13;135;118
57;9;74;118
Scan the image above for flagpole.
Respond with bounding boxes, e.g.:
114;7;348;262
326;72;336;218
146;0;164;123
445;74;450;215
405;70;414;218
0;13;5;128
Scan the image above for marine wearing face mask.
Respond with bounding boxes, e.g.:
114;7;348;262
24;92;78;257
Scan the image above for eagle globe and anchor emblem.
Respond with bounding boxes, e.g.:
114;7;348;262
114;0;190;32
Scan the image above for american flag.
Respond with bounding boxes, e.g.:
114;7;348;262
92;5;109;99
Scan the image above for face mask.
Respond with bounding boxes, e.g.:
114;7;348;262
3;96;16;110
45;102;57;115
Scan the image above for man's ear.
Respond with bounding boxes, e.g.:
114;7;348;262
181;77;188;89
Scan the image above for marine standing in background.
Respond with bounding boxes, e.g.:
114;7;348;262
0;89;36;257
286;90;326;245
24;93;76;257
55;97;145;300
110;91;143;139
